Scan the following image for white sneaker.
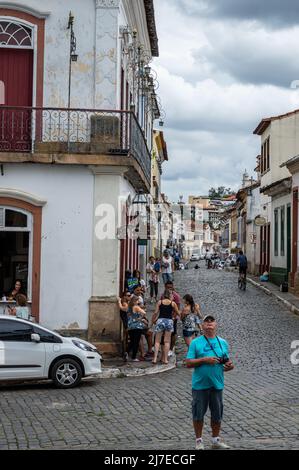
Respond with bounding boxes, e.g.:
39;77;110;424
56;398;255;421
211;440;230;450
132;358;140;362
195;440;204;450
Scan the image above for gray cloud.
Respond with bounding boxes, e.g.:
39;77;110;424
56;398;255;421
153;0;299;202
177;0;299;28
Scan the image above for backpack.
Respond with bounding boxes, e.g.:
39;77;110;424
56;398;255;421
238;255;247;268
154;262;161;273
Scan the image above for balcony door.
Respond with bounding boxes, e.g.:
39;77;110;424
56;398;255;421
0;20;34;152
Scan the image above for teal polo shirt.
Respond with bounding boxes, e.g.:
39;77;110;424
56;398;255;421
187;335;229;391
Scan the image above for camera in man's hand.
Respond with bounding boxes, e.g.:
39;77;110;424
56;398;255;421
219;356;230;365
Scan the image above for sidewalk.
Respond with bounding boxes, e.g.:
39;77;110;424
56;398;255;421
100;289;177;379
247;274;299;316
100;354;176;379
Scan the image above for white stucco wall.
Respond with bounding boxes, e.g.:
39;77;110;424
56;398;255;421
0;164;94;330
260;116;296;189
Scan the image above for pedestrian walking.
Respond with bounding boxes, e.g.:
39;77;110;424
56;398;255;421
146;256;159;303
161;250;174;285
186;315;234;450
151;290;179;365
181;294;203;349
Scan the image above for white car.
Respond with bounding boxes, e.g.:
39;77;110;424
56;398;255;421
190;254;200;262
0;315;102;388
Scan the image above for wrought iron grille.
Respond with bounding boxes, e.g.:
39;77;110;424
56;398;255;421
0;106;151;185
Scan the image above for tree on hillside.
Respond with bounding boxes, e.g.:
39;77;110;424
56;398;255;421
208;187;234;199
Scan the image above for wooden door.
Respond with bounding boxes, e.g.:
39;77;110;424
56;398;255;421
0;48;33;151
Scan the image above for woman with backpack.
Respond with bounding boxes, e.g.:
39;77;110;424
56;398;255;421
127;295;149;362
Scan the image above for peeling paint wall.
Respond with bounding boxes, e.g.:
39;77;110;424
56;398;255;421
2;0;153;111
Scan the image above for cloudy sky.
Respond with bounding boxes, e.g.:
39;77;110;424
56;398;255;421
153;0;299;202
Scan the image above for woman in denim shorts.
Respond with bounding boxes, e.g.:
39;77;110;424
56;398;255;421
181;294;203;349
151;290;179;365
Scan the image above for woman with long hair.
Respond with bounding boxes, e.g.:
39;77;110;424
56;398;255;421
118;291;131;361
181;294;202;349
7;279;26;301
151;289;179;365
127;295;148;362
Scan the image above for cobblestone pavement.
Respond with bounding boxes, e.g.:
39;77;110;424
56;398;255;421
1;264;299;450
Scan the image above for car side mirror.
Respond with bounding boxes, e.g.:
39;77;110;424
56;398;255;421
31;333;40;343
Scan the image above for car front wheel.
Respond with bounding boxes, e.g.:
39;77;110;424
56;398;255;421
51;358;82;389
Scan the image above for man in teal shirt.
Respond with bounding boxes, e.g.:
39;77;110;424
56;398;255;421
186;315;234;450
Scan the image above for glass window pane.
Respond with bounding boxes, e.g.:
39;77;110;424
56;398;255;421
0;319;32;341
5;209;27;228
33;325;62;344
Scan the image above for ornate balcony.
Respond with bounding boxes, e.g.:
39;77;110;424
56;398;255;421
0;106;151;190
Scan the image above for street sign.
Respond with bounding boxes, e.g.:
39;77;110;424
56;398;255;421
254;216;267;226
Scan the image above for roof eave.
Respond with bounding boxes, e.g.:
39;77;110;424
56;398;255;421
144;0;159;57
253;120;271;136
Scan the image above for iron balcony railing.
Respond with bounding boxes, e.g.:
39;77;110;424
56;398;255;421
0;106;151;185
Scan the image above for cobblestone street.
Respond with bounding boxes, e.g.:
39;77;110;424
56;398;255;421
1;265;299;450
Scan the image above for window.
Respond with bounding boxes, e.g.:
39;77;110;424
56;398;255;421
32;325;62;344
0;21;33;48
0;207;32;299
281;206;285;256
5;209;27;227
0;319;33;341
261;137;270;175
274;209;279;257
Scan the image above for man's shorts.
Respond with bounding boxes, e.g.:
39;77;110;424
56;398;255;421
239;266;247;275
192;388;223;423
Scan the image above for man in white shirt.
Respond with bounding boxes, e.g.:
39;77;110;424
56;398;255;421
162;250;174;285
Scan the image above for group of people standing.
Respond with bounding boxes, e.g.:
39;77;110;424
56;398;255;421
119;251;203;364
121;252;235;451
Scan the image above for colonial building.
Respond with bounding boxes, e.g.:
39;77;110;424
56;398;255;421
281;155;299;296
253;110;295;286
0;0;160;354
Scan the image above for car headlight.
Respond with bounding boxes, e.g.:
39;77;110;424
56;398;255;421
72;339;97;352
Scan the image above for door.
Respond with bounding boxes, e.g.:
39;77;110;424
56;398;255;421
0;48;33;151
287;204;291;275
0;318;46;379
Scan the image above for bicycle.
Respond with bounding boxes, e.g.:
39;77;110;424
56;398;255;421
238;273;246;291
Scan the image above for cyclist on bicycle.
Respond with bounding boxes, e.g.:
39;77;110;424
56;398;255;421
237;251;248;279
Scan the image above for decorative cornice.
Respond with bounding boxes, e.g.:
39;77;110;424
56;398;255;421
0;2;51;18
95;0;120;9
143;0;159;57
260;177;292;197
0;188;47;206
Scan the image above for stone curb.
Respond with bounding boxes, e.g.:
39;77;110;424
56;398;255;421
99;355;176;379
247;277;299;317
